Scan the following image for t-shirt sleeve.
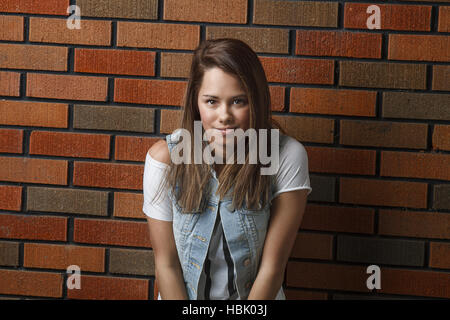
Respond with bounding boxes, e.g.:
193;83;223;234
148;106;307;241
142;152;173;221
271;136;312;201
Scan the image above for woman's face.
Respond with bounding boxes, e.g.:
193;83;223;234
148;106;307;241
197;67;250;153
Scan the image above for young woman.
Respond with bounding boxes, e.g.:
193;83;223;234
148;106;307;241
143;38;312;300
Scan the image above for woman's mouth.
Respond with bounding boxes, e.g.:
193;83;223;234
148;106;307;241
215;128;235;135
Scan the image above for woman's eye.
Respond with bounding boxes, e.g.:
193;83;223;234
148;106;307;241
207;100;215;105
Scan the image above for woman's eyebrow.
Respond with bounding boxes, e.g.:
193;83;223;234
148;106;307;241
202;94;247;99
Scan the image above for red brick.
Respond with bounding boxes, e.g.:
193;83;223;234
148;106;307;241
0;100;68;128
301;204;374;234
296;30;381;58
0;71;20;96
269;86;285;111
432;65;450;91
27;73;108;101
381;151;450;181
0;214;66;241
74;49;155;76
114;136;160;162
260;57;334;84
29;17;111;45
24;243;105;272
164;0;247;23
378;268;450;299
340;177;428;208
379;209;450;240
67;275;148;300
74;218;150;248
73;161;143;190
0;44;67;71
114;79;186;106
0;0;69;15
290;232;333;260
0;128;23;153
388;34;450;62
344;3;431;31
286;261;369;292
0;156;67;185
113;192;146;219
0;269;63;298
429;242;450;269
117;22;200;50
30;131;110;159
290;88;376;116
0;15;23;41
438;6;450;32
432;125;450;151
340;120;428;149
306;146;376;175
0;185;22;211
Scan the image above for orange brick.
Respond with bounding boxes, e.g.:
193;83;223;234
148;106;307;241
74;49;155;76
73;218;150;248
0;214;67;241
0;269;63;298
432;125;450;151
29;17;111;45
306;146;376;175
438;6;450;32
114;78;186;106
379;209;450;240
290;88;376;116
340;177;428;208
429;242;450;269
160;52;193;78
381;151;450;181
67;275;148;300
0;44;67;71
0;185;22;211
0;156;67;185
29;131;110;159
0;128;23;153
113;192;146;219
24;243;105;272
260;57;334;84
0;100;68;128
27;73;108;101
0;0;69;15
388;34;450;62
117;22;200;50
0;71;20;96
344;3;431;31
296;30;381;58
0;15;23;41
114;136;160;161
301;204;374;234
164;0;247;23
73;161;143;190
269;86;285;111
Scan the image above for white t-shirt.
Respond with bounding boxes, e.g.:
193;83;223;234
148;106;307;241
143;133;312;300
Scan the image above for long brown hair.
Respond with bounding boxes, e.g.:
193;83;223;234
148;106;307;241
154;38;286;213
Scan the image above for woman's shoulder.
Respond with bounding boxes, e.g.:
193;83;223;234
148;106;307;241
148;139;171;166
279;133;307;158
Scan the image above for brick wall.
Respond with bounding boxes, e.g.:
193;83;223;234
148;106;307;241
0;0;449;300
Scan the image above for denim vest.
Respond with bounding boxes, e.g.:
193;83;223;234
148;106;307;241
165;129;284;300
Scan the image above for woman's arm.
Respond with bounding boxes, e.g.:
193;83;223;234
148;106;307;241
247;189;308;300
147;217;188;300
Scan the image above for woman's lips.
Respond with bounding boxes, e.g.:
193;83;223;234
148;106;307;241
215;128;235;136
